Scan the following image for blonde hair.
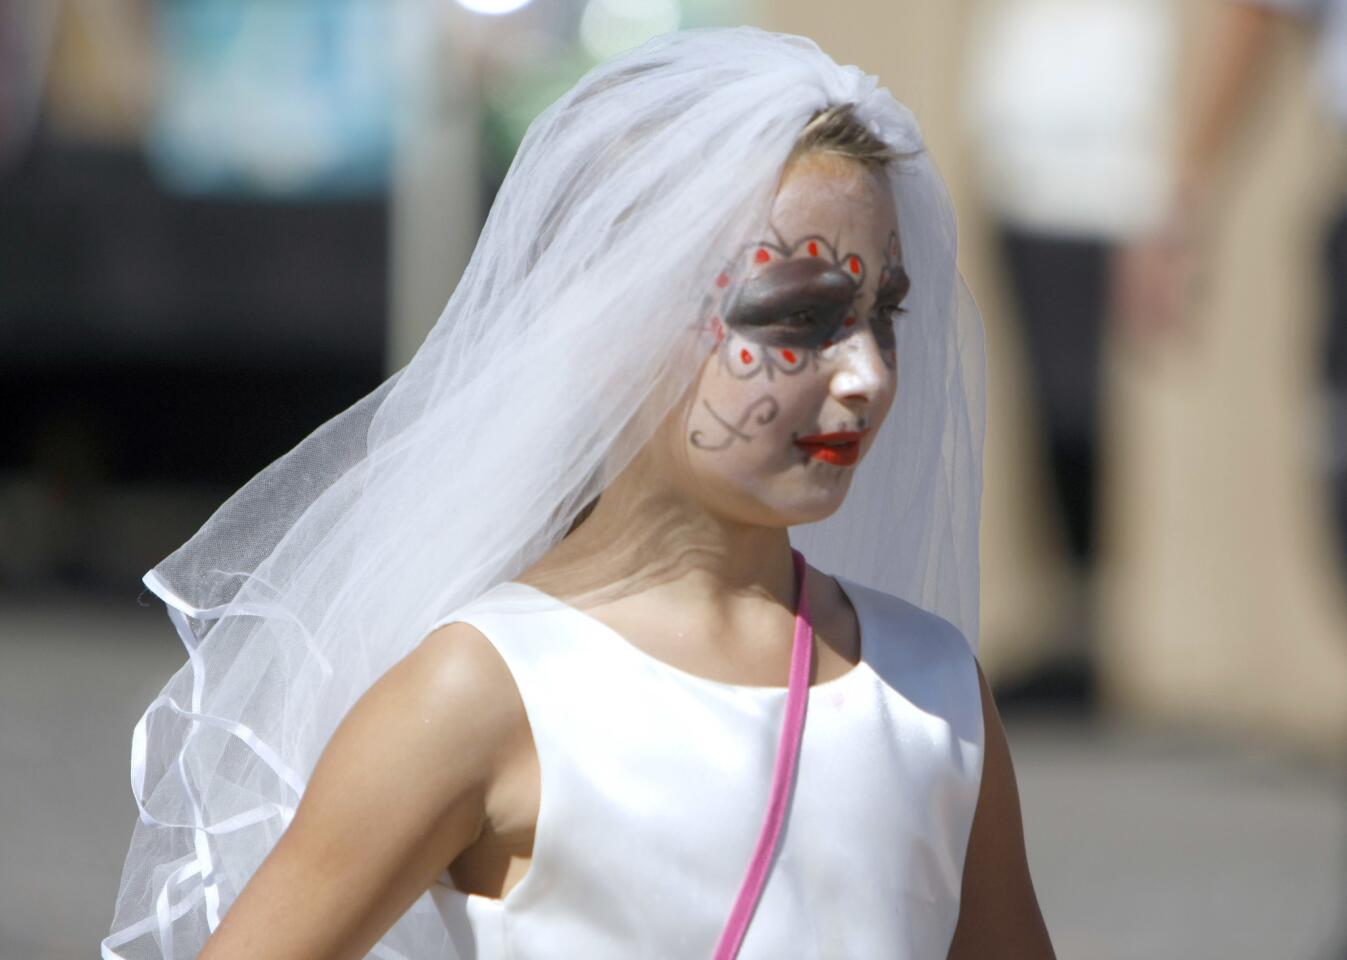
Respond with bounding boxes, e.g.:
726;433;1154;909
786;102;900;169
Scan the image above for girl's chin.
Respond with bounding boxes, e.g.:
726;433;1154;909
780;487;852;523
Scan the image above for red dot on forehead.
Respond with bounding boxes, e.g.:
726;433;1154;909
807;241;819;256
754;248;771;264
848;256;861;274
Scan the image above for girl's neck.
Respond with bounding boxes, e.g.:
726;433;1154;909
517;457;797;613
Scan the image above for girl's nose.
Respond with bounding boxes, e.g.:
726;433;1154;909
829;327;891;404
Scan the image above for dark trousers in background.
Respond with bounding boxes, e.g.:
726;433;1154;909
1001;209;1347;611
998;227;1109;570
993;227;1109;704
1325;202;1347;569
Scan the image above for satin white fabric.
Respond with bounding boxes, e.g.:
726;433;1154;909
426;573;985;959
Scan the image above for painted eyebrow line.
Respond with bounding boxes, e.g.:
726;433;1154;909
875;268;912;301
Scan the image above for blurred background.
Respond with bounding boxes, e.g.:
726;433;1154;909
1;0;1345;957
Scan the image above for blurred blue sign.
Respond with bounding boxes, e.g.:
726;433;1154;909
148;0;403;197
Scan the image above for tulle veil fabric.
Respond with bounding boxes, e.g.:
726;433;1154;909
103;25;986;959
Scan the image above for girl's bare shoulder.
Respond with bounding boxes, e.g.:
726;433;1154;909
407;619;533;751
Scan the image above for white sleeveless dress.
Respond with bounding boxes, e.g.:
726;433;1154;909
425;574;985;959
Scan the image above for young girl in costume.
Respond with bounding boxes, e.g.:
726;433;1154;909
105;26;1055;959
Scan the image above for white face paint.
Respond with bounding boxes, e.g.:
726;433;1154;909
663;152;906;527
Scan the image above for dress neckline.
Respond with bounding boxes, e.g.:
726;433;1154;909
497;574;872;696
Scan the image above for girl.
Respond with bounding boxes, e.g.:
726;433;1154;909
106;26;1054;959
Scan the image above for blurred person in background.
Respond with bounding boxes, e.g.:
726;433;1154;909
1118;0;1347;578
0;0;403;593
965;0;1177;693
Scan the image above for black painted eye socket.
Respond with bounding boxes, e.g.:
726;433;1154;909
870;304;906;353
730;305;842;350
731;301;846;331
779;309;821;326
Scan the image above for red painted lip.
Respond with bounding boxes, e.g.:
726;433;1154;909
794;430;867;467
794;430;867;444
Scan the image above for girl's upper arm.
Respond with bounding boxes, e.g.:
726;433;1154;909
945;658;1057;960
198;621;523;960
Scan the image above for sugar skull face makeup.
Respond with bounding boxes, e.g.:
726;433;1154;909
665;151;907;527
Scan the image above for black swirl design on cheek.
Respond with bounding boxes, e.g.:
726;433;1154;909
688;394;781;451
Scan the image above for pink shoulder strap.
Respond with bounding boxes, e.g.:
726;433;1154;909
712;547;813;959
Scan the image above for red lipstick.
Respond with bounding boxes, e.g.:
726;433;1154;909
794;430;867;466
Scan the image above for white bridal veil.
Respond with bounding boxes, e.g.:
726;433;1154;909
104;25;986;959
